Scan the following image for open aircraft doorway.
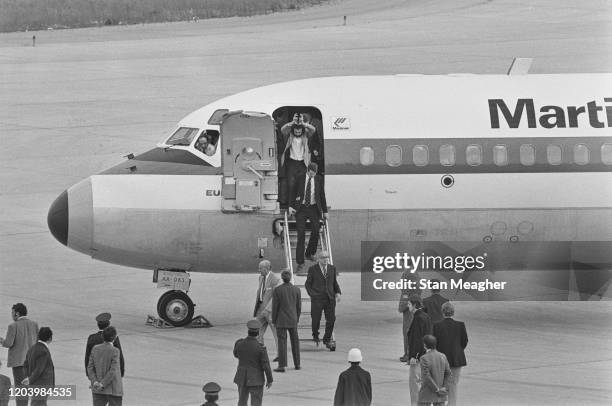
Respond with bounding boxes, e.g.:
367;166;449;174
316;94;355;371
272;106;325;208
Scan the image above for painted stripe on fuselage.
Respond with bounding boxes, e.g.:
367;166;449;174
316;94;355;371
101;134;612;177
324;136;612;174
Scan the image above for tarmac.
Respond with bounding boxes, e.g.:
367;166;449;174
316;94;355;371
1;0;612;404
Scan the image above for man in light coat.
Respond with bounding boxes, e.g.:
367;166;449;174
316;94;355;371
0;303;38;406
87;326;123;406
253;260;281;360
418;335;451;406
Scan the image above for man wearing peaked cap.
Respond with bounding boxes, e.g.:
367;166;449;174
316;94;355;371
247;319;262;331
333;348;372;406
84;313;125;378
233;320;272;406
201;381;221;406
96;313;111;323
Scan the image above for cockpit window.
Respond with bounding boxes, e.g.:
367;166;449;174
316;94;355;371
194;130;220;157
208;109;229;125
166;127;199;146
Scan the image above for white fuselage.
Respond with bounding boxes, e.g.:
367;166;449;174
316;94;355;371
48;73;612;272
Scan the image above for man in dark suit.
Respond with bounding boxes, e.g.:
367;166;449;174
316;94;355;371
422;281;449;324
288;162;328;274
0;303;38;406
433;302;468;406
399;270;421;362
85;313;125;378
305;250;341;348
272;270;301;372
333;348;372;406
418;335;451;406
406;294;432;406
23;327;55;406
87;326;123;406
233;320;273;406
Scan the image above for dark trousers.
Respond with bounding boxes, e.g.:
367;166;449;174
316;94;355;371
277;327;300;368
30;396;48;406
402;310;414;357
12;366;28;406
237;385;263;406
311;296;336;342
295;205;320;264
92;393;123;406
286;158;307;206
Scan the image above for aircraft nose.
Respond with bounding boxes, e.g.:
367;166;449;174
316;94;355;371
48;190;68;246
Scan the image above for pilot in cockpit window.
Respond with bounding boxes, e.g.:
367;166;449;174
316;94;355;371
195;132;217;156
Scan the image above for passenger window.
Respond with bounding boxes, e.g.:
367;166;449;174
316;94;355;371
360;147;374;166
207;109;229;125
601;143;612;165
413;145;429;166
385;145;402;167
166;127;199;146
573;144;589;165
493;145;508;166
547;144;562;165
439;145;455;166
466;145;482;166
520;144;536;166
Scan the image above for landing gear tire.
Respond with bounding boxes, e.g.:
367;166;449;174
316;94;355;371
156;290;175;317
157;290;195;327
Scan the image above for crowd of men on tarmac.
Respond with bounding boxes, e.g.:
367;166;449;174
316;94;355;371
0;306;125;406
0;114;469;405
0;265;468;406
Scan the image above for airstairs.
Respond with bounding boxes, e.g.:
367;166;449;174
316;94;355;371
278;210;336;349
279;209;334;275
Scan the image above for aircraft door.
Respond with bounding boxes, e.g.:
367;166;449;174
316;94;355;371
221;111;278;212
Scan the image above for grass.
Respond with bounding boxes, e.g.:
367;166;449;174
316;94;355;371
0;0;328;33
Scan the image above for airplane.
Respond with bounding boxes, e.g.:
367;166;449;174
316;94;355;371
47;70;612;325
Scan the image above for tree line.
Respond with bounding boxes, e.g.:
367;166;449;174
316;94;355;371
0;0;327;33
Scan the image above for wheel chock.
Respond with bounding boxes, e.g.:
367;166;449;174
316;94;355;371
185;315;213;328
145;314;174;329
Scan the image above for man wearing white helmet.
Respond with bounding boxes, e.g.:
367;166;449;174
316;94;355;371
333;348;372;406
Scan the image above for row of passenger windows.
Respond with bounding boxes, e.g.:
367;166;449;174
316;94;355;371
360;143;612;167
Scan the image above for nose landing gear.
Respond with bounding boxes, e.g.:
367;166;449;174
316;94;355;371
157;290;195;327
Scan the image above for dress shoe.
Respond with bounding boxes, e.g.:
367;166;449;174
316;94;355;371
273;367;286;372
295;264;307;276
272;357;279;362
305;254;315;262
399;355;409;362
295;366;301;370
